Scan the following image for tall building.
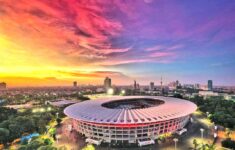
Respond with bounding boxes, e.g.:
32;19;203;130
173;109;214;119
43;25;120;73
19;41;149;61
0;82;6;90
194;84;200;89
73;81;77;87
208;80;213;91
150;82;154;91
104;77;111;89
176;80;179;87
134;80;137;90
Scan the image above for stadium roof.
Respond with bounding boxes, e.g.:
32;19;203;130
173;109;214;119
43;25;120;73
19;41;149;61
64;96;197;124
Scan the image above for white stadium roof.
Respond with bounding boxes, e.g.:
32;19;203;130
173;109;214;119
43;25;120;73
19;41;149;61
64;96;197;124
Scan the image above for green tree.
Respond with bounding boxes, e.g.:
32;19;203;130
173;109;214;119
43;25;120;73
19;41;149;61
193;139;199;150
0;128;9;145
82;144;95;150
38;145;57;150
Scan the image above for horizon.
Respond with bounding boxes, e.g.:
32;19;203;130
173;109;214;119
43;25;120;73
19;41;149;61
0;0;235;87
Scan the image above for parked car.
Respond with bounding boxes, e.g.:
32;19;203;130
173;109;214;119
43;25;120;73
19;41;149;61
175;128;187;135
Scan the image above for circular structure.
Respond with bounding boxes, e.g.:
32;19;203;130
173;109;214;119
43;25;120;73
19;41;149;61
64;96;197;146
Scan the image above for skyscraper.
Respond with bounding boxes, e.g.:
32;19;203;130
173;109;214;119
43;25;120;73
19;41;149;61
104;77;111;89
176;80;179;87
208;80;213;91
73;81;77;87
134;80;137;90
194;84;200;89
150;82;154;91
0;82;6;90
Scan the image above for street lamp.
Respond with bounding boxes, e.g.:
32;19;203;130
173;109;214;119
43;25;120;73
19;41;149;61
173;138;178;150
214;125;218;131
107;88;114;95
56;112;59;118
121;90;125;95
214;133;217;139
200;128;205;139
55;134;60;143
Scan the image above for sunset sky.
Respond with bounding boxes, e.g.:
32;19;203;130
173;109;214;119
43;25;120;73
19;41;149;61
0;0;235;87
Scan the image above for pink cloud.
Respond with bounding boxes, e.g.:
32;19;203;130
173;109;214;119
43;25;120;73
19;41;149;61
145;45;164;51
150;52;175;58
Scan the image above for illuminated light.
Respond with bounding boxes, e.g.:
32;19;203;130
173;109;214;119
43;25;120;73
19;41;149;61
121;90;125;95
47;107;52;111
32;109;37;113
107;88;114;95
40;108;45;112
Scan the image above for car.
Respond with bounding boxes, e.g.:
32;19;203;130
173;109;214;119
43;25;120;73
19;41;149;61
175;128;187;135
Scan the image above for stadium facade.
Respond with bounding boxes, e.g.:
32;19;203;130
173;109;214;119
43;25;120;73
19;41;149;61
64;96;197;146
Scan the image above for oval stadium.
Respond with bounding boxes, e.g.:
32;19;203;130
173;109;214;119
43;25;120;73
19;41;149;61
64;96;197;146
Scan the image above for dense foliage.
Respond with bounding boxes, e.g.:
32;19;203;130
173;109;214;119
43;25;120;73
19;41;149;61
0;107;17;122
189;96;235;129
221;138;235;149
0;107;59;145
18;137;57;150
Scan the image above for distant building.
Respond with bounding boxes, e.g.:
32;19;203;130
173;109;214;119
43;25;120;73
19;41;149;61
134;80;137;90
150;82;154;91
0;82;6;90
73;81;77;87
104;77;111;89
176;80;180;87
168;81;177;90
194;84;200;89
208;80;213;91
199;91;218;97
136;83;140;90
183;84;194;89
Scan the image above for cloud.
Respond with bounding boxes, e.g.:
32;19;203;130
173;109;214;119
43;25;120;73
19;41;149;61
145;45;164;52
58;70;130;79
0;0;235;86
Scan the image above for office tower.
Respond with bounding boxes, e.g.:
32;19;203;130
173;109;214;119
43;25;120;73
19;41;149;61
0;82;6;90
194;84;200;89
104;77;112;89
134;80;137;90
150;82;154;91
73;81;77;87
136;83;140;90
176;80;179;87
208;80;213;91
160;77;163;94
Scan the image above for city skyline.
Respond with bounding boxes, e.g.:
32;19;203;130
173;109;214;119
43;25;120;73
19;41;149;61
0;0;235;87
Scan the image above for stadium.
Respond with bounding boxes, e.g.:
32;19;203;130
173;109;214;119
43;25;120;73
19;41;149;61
64;96;197;146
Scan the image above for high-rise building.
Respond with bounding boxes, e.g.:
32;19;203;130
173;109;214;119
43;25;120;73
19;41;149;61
150;82;154;91
73;81;77;87
104;77;111;89
176;80;179;87
0;82;6;90
208;80;213;91
134;80;137;90
194;84;200;89
160;77;163;94
136;83;140;90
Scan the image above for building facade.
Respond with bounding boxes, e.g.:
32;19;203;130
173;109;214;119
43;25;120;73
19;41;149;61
208;80;213;91
104;77;111;90
64;96;196;146
0;82;6;90
150;82;154;91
